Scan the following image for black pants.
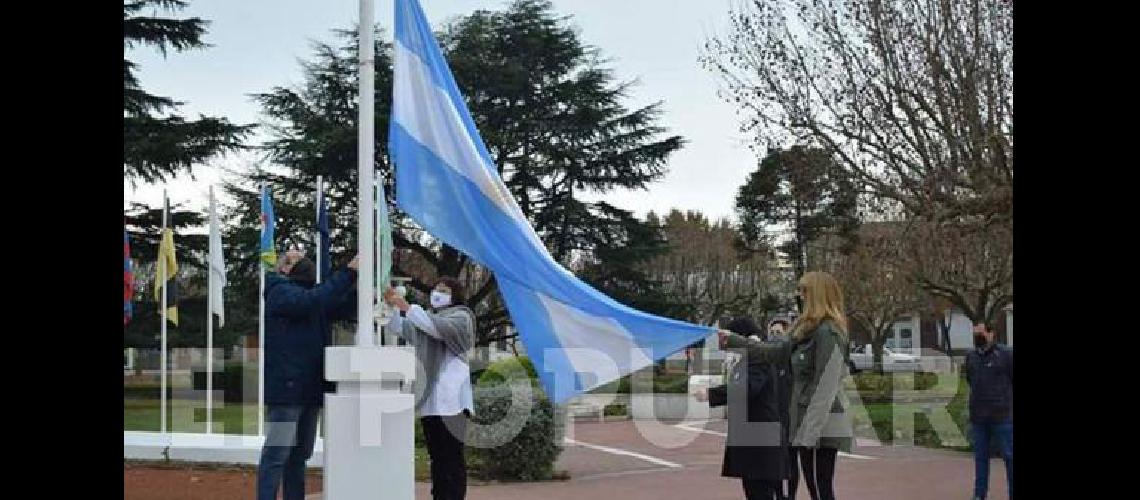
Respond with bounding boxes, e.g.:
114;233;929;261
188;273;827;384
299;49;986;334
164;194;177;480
743;478;783;499
798;447;839;500
786;446;800;499
421;414;468;500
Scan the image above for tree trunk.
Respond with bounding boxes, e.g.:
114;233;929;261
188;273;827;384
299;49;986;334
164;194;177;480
939;315;953;353
872;328;889;373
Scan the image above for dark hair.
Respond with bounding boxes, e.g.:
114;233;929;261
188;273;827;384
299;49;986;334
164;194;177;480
435;276;466;306
726;317;763;339
769;319;790;329
289;258;316;286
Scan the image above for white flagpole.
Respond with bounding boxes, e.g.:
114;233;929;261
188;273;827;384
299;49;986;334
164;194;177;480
160;190;168;435
206;186;215;434
315;176;323;284
357;0;376;348
258;182;267;437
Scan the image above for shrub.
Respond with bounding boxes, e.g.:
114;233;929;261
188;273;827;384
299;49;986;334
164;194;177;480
476;357;538;387
467;357;561;481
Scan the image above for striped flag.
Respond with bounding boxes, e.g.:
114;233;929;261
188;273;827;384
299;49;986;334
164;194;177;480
124;227;133;325
260;185;277;268
389;0;713;403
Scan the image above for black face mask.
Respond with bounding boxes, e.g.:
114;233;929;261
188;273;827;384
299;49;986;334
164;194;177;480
973;334;989;348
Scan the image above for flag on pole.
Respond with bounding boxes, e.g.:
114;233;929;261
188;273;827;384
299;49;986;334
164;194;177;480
260;185;277;268
124;227;133;325
317;186;331;282
389;0;713;403
154;227;180;326
208;195;227;327
377;184;395;289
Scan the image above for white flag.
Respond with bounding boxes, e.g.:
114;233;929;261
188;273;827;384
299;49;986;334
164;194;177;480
208;193;227;327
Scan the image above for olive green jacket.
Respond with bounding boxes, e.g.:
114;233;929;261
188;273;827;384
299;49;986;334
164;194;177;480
724;320;854;451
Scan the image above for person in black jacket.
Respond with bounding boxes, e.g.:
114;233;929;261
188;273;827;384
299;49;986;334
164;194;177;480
696;317;790;500
964;321;1013;500
256;250;359;500
767;318;797;499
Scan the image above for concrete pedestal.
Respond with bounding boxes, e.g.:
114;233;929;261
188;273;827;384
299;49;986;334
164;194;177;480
323;346;417;500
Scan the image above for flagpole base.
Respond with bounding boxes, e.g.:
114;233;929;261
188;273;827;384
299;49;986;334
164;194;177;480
323;346;417;500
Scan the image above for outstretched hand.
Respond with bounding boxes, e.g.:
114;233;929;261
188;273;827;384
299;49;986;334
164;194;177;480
383;286;410;312
717;329;731;349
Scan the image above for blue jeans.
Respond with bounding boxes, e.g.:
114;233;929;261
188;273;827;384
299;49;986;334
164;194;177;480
257;405;321;500
971;419;1013;499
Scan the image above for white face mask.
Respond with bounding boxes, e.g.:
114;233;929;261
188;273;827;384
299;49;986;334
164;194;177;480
430;290;452;309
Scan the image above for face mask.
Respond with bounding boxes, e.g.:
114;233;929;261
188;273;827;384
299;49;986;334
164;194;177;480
430;291;452;309
973;334;989;348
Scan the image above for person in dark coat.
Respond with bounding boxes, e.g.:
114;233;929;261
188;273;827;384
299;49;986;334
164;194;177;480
697;317;790;500
256;250;359;500
720;272;855;500
767;318;797;499
965;321;1013;500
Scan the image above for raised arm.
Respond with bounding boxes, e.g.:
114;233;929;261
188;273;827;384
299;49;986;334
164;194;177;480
265;270;355;319
720;330;791;364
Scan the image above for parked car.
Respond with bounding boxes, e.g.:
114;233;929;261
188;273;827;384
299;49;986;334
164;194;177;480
848;344;921;373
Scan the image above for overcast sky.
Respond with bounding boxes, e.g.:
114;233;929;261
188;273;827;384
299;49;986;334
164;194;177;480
124;0;760;224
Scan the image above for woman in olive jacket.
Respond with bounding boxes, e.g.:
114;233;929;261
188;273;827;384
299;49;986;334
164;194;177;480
698;317;790;499
718;272;854;500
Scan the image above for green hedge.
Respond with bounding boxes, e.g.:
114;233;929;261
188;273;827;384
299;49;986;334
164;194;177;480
591;369;689;394
467;356;562;481
851;372;939;402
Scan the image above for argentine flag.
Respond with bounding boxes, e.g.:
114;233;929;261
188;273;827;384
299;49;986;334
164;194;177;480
389;0;714;403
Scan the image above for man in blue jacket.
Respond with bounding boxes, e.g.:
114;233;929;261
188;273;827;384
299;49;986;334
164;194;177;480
256;249;358;500
965;321;1013;500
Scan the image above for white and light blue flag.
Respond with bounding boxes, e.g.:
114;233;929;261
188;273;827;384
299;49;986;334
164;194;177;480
389;0;714;403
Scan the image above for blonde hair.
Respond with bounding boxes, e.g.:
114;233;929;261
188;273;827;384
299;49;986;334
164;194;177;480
791;271;849;340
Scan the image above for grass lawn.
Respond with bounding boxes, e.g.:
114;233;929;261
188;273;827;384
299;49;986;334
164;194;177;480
849;372;973;452
125;398;432;478
124;398;259;434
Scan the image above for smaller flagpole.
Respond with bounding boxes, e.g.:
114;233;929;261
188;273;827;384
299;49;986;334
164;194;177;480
258;183;266;437
313;175;324;442
315;176;323;284
206;186;215;434
160;190;168;435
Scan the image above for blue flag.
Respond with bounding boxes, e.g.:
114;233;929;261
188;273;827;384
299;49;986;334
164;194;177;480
317;188;331;281
389;0;713;403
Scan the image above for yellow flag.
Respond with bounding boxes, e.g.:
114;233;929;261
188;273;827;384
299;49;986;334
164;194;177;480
153;228;180;326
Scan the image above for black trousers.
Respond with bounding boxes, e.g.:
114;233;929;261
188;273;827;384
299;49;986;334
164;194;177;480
421;414;468;500
743;478;783;500
787;446;800;499
797;447;839;500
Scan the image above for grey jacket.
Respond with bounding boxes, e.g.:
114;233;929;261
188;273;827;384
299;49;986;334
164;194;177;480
394;304;476;411
725;320;854;451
